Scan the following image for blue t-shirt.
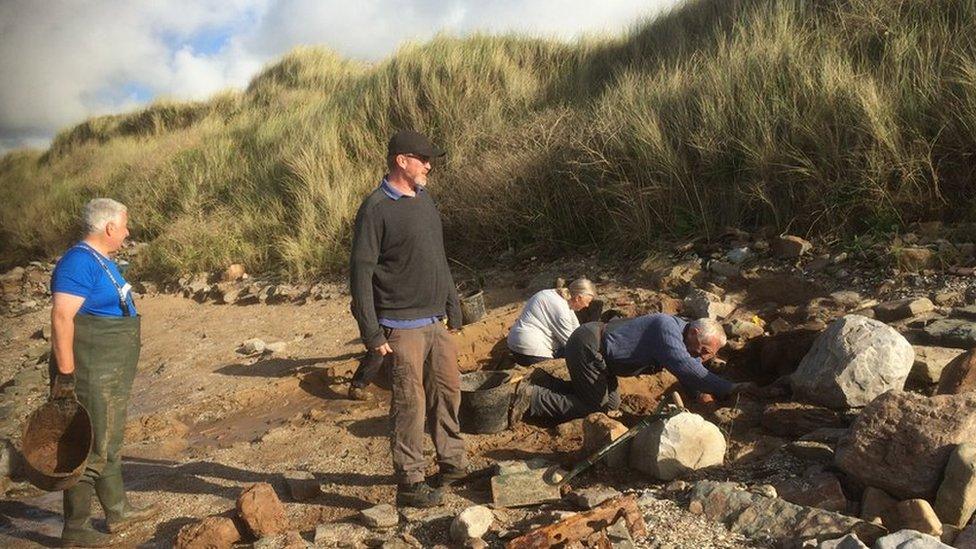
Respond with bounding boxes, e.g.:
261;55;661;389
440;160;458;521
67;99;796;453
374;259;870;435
51;243;137;317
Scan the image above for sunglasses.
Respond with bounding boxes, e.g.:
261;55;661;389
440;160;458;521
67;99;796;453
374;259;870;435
403;153;431;164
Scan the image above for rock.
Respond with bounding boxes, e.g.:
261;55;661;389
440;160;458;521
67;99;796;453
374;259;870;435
709;260;741;278
923;319;976;349
175;516;242;549
216;283;241;305
955;522;976;548
791;315;914;409
911;346;964;386
774;472;848;513
683;288;736;320
493;458;550;476
566;486;622;509
648;259;702;291
934;442;976;528
265;341;288;354
284;470;320;502
237;483;289;538
941;524;960;546
875;298;936;322
462;539;487;549
894;246;936;271
0;438;22;481
222;264;246;282
726;247;752;264
937;348;976;395
834;391;976;500
724;319;765;340
359;503;398;530
761;402;849;437
629;412;725;480
555;417;583;438
800;428;850;444
874;529;951;549
895;499;943;537
933;291;963;308
829;291;864;310
665;480;689;492
860;486;899;527
772;235;813;258
583;413;629;468
786;441;835;463
449;505;493;542
952;305;976;321
817;533;868;549
253;531;308;549
240;338;267;355
313;522;374;548
688;480;885;545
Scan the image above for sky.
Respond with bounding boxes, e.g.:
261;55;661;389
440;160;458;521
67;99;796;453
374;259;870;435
0;0;683;153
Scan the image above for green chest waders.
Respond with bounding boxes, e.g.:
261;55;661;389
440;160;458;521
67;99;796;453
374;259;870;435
51;314;141;544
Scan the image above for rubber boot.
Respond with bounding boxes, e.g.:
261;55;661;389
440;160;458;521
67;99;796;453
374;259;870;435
95;475;157;533
61;482;114;548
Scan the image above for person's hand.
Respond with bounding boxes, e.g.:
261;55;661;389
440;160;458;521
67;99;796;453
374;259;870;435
697;393;715;404
50;373;76;401
375;343;393;356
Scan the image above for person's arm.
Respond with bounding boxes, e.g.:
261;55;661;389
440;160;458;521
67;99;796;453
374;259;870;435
349;203;387;350
657;338;735;397
51;293;85;374
550;296;580;348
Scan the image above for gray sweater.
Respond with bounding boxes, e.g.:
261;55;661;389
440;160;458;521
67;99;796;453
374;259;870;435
349;186;461;348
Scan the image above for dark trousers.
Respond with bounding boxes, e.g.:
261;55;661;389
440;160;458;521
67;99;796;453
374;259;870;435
387;322;467;484
528;322;620;420
511;352;549;367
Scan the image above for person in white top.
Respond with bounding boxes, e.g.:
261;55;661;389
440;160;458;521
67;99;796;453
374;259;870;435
507;279;597;366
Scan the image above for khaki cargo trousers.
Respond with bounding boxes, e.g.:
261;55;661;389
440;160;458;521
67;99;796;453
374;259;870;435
387;322;466;484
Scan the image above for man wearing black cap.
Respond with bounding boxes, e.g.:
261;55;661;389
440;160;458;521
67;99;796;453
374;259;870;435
349;130;466;508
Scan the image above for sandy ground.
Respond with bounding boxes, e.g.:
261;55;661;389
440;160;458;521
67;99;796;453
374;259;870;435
4;285;696;547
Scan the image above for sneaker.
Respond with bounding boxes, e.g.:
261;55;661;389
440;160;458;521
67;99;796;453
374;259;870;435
348;385;370;401
396;481;443;508
508;380;535;427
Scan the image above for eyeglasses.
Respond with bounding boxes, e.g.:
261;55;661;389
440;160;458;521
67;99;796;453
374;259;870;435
403;153;431;164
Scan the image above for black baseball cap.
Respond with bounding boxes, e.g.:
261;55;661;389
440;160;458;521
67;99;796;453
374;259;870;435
387;130;445;159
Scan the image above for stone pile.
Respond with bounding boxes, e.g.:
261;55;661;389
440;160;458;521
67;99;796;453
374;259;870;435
0;262;53;315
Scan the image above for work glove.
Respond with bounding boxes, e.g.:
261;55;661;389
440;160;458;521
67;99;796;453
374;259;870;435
50;372;77;401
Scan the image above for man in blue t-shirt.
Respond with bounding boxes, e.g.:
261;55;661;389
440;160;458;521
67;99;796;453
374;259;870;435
47;198;154;547
510;314;760;423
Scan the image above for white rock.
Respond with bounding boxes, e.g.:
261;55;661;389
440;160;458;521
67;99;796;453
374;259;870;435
628;412;726;480
240;338;267;354
873;529;952;549
450;505;494;542
816;533;868;548
791;315;914;409
683;289;736;320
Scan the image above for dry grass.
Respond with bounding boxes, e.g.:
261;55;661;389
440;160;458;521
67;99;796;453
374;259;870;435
3;0;976;280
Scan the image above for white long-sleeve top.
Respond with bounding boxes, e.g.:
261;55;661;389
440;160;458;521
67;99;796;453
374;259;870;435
506;289;580;358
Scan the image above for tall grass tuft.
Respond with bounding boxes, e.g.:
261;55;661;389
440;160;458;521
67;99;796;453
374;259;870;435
3;0;976;280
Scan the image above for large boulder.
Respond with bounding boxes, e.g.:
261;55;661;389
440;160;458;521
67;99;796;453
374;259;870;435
237;483;289;538
629;412;725;480
873;529;951;549
791;315;914;409
834;391;976;500
936;348;976;395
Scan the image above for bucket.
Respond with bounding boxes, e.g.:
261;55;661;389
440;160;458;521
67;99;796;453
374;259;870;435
459;371;516;434
460;289;486;325
21;400;93;491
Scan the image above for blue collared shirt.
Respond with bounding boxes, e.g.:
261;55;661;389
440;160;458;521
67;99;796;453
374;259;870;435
376;177;440;329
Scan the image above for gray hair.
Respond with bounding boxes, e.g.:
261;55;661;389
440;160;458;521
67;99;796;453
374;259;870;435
557;278;597;300
689;318;727;347
83;198;127;234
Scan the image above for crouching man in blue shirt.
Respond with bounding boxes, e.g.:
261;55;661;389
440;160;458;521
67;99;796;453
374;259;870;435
509;314;759;423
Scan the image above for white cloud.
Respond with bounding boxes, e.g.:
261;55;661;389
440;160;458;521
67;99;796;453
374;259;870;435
0;0;682;151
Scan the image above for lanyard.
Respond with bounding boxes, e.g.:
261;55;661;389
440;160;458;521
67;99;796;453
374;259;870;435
73;243;132;317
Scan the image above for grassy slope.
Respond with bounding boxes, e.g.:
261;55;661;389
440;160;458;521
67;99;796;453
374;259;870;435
2;0;975;280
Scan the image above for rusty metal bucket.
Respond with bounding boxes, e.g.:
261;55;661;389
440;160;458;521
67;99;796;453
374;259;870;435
21;399;93;491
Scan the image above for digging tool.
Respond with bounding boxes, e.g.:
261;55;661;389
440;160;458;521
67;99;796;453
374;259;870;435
490;392;687;507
